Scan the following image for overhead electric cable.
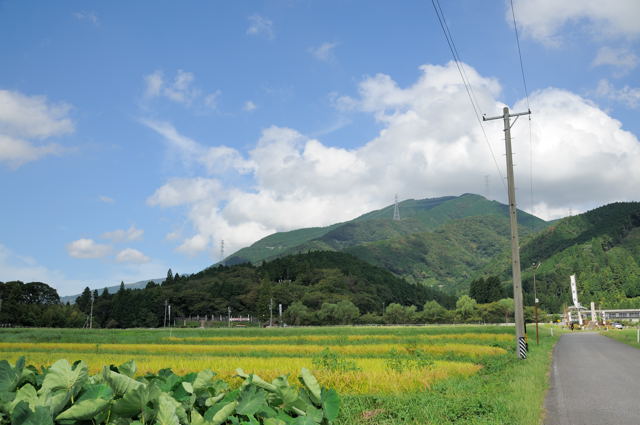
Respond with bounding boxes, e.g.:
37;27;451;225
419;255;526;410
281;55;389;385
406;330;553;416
431;0;506;191
509;0;535;213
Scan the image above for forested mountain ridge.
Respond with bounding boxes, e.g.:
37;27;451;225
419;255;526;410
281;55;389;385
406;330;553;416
489;202;640;312
344;215;537;293
225;193;548;271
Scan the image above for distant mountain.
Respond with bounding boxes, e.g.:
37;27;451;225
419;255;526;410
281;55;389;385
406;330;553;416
488;202;640;312
225;193;549;293
60;278;164;304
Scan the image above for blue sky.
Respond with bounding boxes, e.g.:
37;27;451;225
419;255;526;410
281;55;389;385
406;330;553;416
1;0;639;295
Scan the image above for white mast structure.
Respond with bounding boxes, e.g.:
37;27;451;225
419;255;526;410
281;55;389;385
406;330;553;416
393;194;400;221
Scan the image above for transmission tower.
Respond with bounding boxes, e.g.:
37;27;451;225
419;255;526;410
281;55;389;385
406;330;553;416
393;194;400;221
220;240;225;262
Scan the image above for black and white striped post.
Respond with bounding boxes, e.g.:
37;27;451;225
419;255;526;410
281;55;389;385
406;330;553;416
518;337;528;359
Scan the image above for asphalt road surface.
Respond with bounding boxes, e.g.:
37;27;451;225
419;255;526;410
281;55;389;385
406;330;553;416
545;332;640;425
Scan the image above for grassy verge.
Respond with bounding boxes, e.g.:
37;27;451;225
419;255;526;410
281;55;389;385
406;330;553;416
336;327;559;425
600;327;640;347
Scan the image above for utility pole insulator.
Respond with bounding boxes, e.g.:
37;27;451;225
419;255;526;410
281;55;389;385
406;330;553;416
484;106;531;359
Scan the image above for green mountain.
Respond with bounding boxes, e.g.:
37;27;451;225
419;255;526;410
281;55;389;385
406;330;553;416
489;202;640;312
344;215;537;293
227;194;547;262
225;193;548;293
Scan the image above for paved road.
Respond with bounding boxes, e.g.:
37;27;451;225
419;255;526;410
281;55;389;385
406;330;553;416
545;332;640;425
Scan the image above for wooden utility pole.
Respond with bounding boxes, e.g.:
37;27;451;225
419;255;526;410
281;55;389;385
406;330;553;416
89;292;94;329
533;262;541;345
269;298;273;327
484;106;530;359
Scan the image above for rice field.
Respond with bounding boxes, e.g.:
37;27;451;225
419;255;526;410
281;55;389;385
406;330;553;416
0;326;511;395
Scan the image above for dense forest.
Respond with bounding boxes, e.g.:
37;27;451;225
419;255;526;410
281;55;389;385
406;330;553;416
0;281;85;327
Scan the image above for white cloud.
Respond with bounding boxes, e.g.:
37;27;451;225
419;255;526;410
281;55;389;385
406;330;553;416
147;62;640;258
147;177;224;207
595;79;640;108
309;42;339;62
67;238;111;259
102;225;144;243
73;11;99;26
204;91;221;109
243;100;257;111
592;47;639;74
115;248;150;264
0;135;63;168
165;230;181;241
246;15;274;39
510;0;640;46
99;195;115;203
0;90;73;168
141;119;254;174
143;70;219;109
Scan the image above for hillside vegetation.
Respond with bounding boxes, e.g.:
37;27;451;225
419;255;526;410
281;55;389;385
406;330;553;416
226;194;548;293
492;202;640;312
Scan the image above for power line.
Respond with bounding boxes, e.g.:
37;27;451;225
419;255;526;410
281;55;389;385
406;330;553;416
509;0;535;214
509;0;530;109
431;0;506;192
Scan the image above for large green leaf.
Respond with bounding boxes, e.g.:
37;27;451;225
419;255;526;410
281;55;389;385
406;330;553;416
291;416;316;425
0;357;25;392
117;360;137;378
38;359;88;399
193;369;216;393
112;382;161;418
209;401;238;425
298;369;321;405
321;388;339;422
56;383;113;421
9;384;38;412
236;386;268;416
155;393;181;425
103;367;143;396
11;401;54;425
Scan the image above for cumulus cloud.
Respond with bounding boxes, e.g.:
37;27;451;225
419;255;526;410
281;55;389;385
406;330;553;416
309;42;339;62
592;47;639;74
595;79;640;108
246;15;274;39
115;248;150;264
146;61;640;257
102;225;144;242
67;238;111;259
0;90;73;168
510;0;640;46
147;178;224;207
243;100;257;112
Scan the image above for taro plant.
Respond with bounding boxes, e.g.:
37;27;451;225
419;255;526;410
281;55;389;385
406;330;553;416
0;357;339;425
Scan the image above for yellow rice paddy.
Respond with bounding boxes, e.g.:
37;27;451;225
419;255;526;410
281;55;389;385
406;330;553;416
0;341;505;357
0;351;480;394
0;331;507;394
